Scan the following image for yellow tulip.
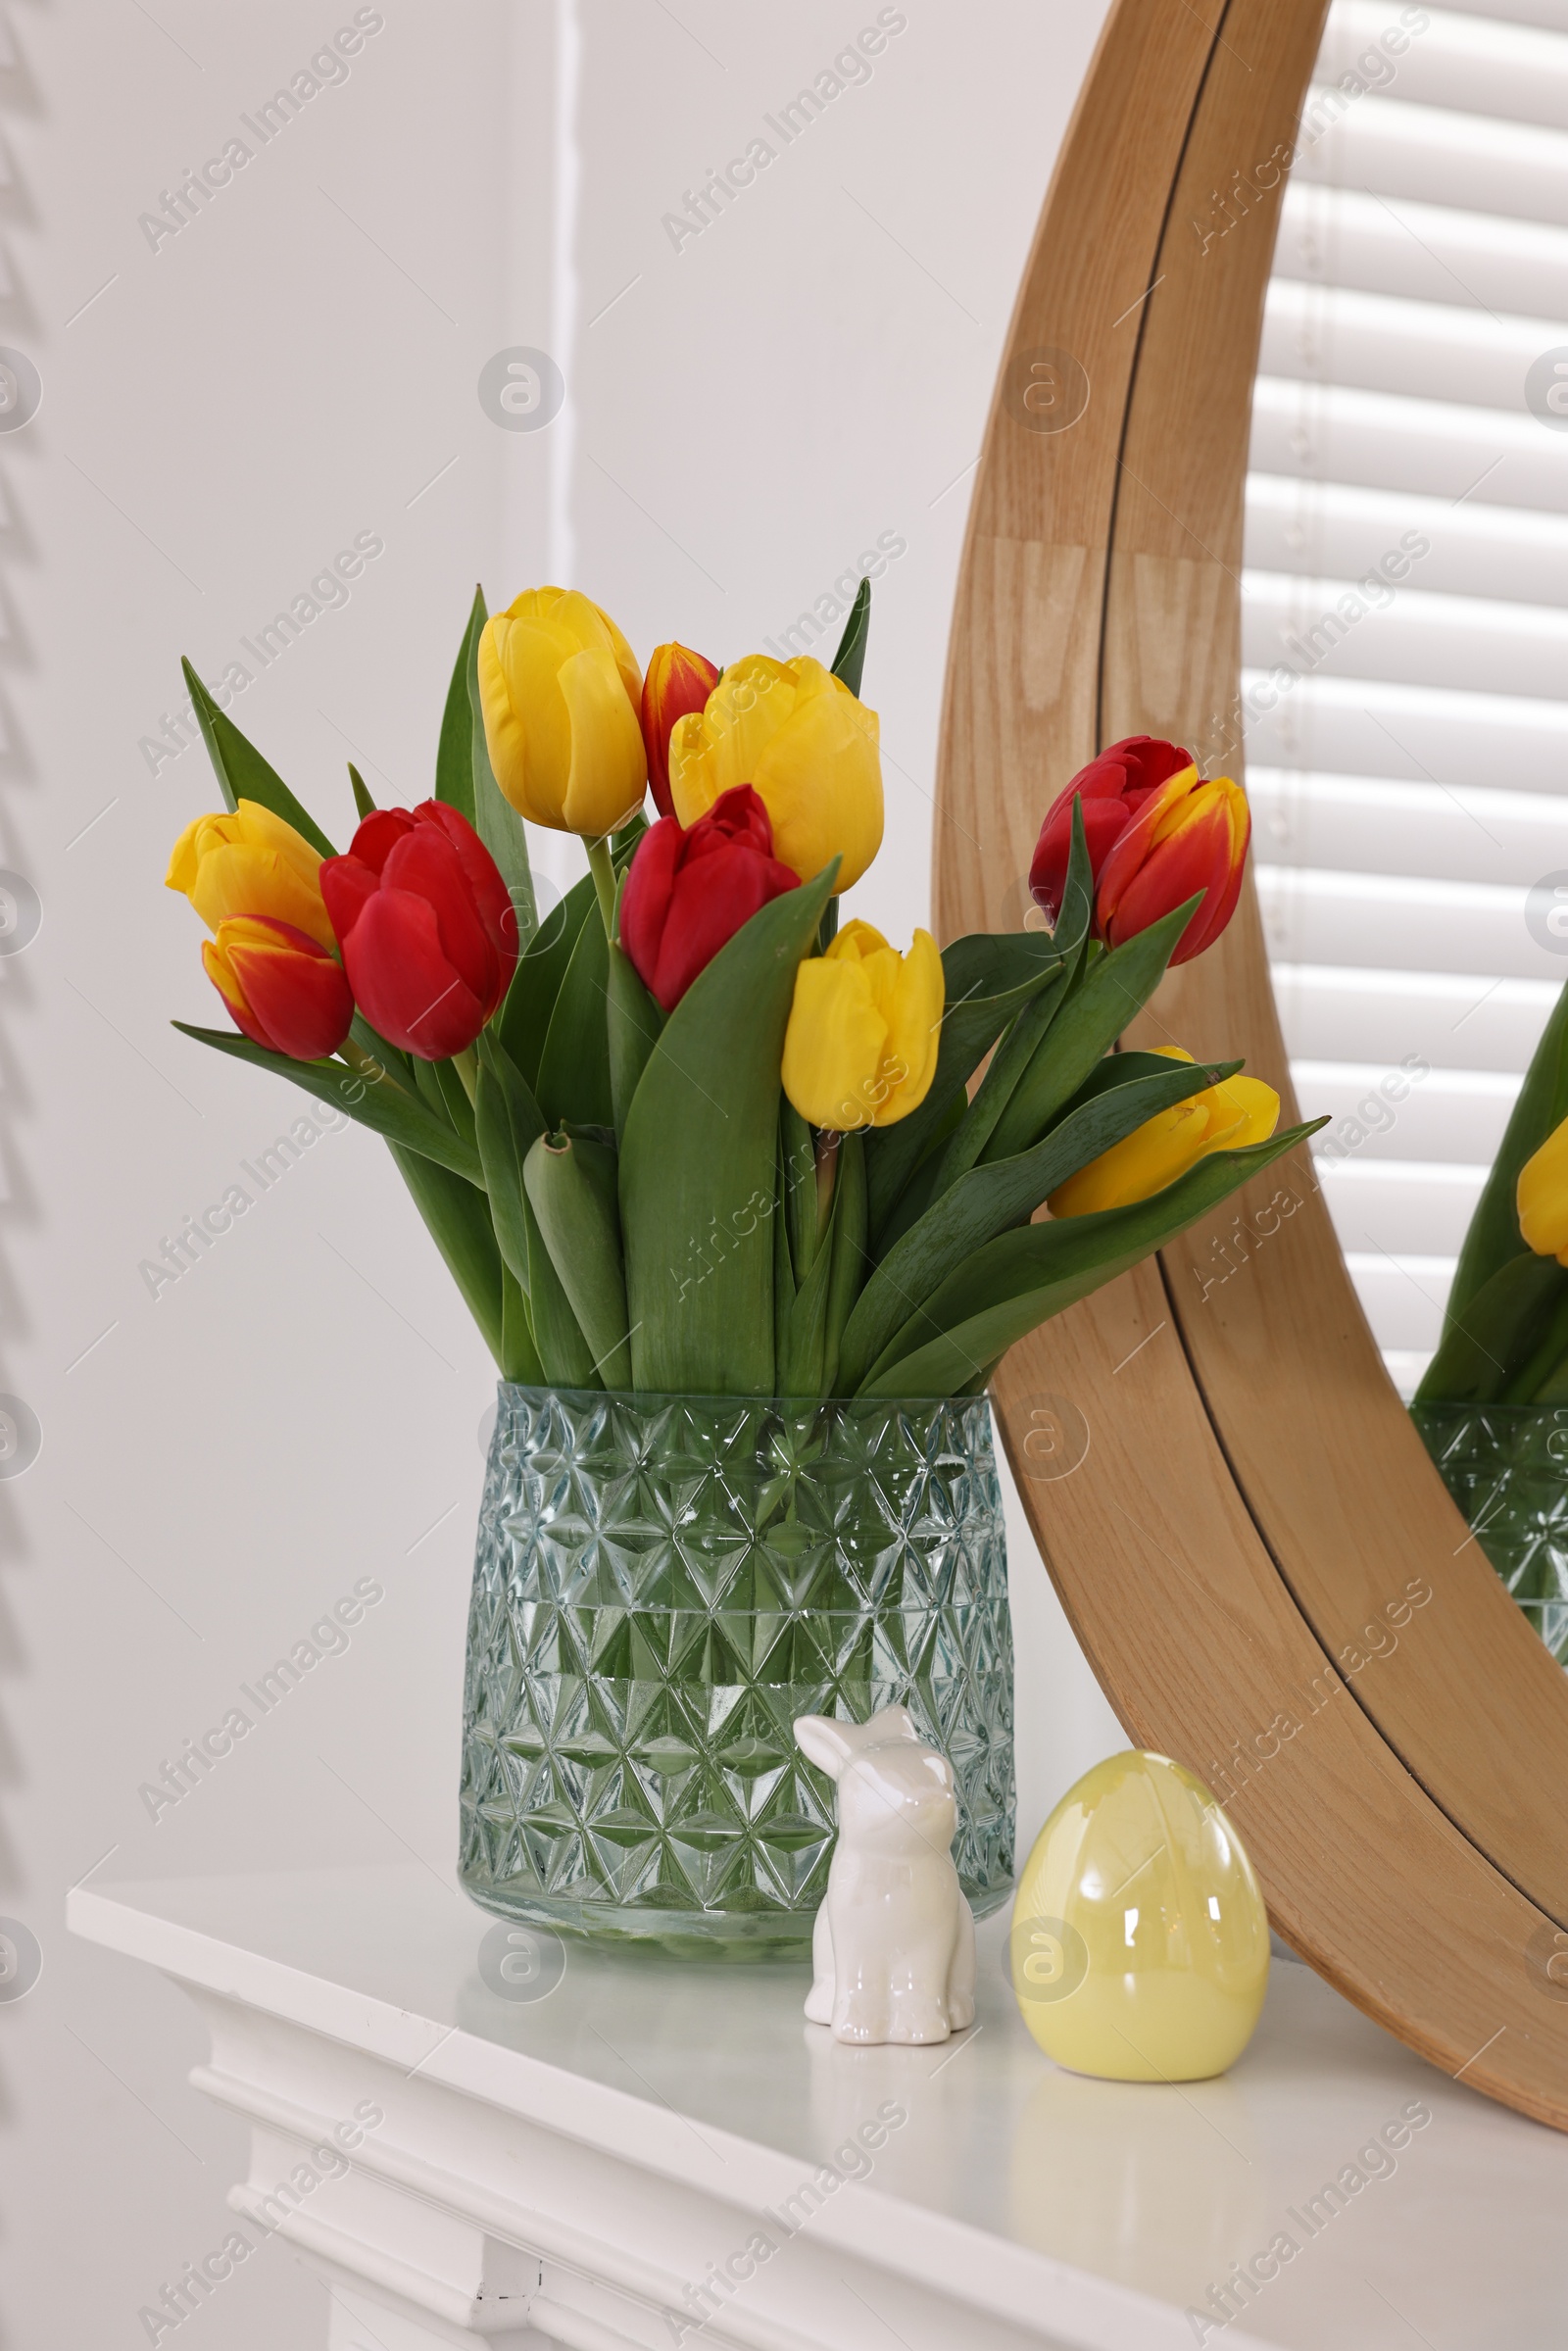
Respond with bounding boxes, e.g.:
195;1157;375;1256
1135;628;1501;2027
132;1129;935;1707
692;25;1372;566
1049;1048;1279;1216
782;919;943;1131
165;800;334;951
1518;1114;1568;1264
476;586;647;835
669;654;883;890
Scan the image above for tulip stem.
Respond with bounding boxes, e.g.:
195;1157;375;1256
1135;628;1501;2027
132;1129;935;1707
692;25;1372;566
451;1046;479;1108
585;834;619;944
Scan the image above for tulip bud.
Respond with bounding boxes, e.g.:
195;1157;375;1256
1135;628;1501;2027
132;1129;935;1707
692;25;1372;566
1518;1114;1568;1265
167;800;334;950
668;653;883;891
522;1130;632;1389
640;641;720;819
202;915;354;1061
319;800;518;1060
476;586;648;837
1048;1049;1279;1216
1029;737;1249;966
620;784;799;1013
781;919;943;1133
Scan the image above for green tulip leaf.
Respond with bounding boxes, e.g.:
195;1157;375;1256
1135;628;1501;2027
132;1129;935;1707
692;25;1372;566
536;897;613;1130
620;863;837;1396
172;1022;484;1185
830;578;871;699
612;810;649;863
781;1096;820;1283
463;586;537;949
348;762;375;821
878;963;1073;1254
437;585;537;951
412;1053;453;1126
773;1139;798;1374
822;1129;867;1396
501;1264;546;1385
474;1033;547;1291
858;1120;1324;1396
179;661;337;860
777;1124;855;1399
1503;1268;1568;1403
1418;973;1568;1400
348;1010;413;1093
387;1143;506;1367
607;942;664;1140
865;802;1096;1243
433;1057;478;1153
864;932;1072;1241
1417;1249;1567;1407
524;1131;632;1389
522;1179;601;1388
839;1053;1238;1391
979;893;1201;1165
435;590;480;824
498;870;596;1094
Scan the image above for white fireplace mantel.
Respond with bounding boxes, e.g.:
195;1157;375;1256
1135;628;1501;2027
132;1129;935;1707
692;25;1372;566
69;1867;1568;2350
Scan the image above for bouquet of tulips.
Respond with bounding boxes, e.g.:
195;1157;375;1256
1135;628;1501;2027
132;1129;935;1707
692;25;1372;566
163;580;1317;1398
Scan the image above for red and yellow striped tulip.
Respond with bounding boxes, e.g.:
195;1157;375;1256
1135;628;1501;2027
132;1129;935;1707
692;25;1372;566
202;915;354;1061
640;641;720;819
1030;737;1250;966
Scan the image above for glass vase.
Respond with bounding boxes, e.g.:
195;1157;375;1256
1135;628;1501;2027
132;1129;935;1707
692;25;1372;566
460;1386;1015;1954
1411;1400;1568;1664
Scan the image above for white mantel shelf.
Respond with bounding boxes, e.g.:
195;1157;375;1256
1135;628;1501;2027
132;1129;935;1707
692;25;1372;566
69;1869;1568;2351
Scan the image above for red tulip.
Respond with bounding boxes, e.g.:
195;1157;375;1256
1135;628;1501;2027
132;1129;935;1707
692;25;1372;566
1029;735;1250;966
640;640;720;819
620;784;798;1012
319;801;518;1059
203;915;354;1060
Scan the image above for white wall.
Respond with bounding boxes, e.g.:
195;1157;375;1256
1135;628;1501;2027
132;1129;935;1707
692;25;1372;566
7;4;1113;2342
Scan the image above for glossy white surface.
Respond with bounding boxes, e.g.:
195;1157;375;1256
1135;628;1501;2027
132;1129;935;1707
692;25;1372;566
69;1866;1568;2350
795;1706;977;2045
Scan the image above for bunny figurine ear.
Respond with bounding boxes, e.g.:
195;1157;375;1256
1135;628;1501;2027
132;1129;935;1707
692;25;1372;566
793;1714;858;1780
871;1704;921;1745
796;1707;927;1778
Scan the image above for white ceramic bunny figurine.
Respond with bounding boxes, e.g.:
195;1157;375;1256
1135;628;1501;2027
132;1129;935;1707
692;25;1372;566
794;1705;976;2046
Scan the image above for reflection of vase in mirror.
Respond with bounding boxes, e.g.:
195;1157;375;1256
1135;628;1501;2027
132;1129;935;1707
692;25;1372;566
1008;2061;1266;2308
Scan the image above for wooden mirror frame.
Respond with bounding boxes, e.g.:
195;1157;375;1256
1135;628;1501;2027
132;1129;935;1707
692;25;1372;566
935;0;1568;2130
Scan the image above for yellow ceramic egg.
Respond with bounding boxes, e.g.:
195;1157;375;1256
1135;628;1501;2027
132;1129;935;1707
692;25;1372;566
1009;1749;1269;2082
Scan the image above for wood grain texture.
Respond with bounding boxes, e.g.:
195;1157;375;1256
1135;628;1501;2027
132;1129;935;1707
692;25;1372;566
933;0;1568;2129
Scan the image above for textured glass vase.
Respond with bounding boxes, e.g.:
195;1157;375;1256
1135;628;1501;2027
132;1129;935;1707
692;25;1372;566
1411;1401;1568;1663
460;1386;1014;1954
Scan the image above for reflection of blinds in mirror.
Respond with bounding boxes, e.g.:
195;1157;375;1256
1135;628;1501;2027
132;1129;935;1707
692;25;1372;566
1244;0;1568;1396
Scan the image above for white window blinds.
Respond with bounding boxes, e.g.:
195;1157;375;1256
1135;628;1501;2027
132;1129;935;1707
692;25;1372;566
1244;0;1568;1394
